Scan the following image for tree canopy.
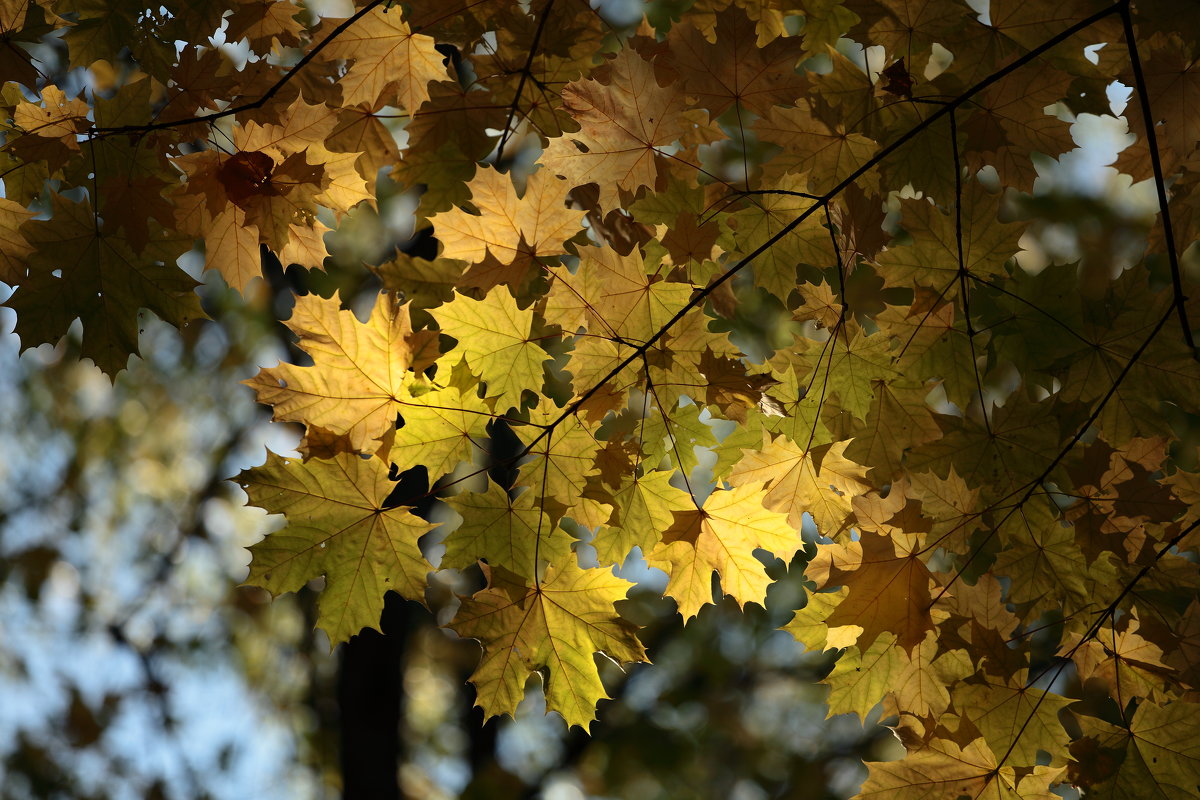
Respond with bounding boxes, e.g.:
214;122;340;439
3;0;1200;796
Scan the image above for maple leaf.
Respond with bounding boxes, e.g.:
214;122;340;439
823;632;905;720
665;6;806;117
428;166;584;271
0;196;34;284
434;288;551;411
11;85;90;172
992;499;1118;616
447;561;648;730
1064;611;1175;704
225;0;304;53
777;326;899;421
639;395;719;476
821;632;971;721
516;406;604;521
313;6;446;111
173;99;371;286
595;469;693;567
239;451;436;645
955;673;1076;767
804;530;936;652
0;0;40;88
859;735;1065;799
645;482;798;620
442;480;572;580
541;48;687;209
755;102;880;194
392;386;491;479
544;244;693;343
245;292;420;454
846;380;943;480
6;194;203;375
470;4;602;143
718;173;834;298
963;61;1077;188
1070;701;1200;799
728;435;871;534
876;182;1022;288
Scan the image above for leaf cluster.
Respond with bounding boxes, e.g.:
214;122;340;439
3;0;1200;794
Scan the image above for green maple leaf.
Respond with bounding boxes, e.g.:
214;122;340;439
435;288;552;412
239;451;436;645
442;480;572;580
6;194;203;375
595;469;693;566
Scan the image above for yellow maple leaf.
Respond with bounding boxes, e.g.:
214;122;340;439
824;632;905;720
246;292;420;453
820;631;972;721
314;5;446;110
565;334;642;405
517;406;604;522
392;386;491;479
428;166;584;266
646;482;798;620
728;435;870;534
448;561;648;730
783;586;863;652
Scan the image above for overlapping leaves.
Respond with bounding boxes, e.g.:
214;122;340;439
4;0;1200;791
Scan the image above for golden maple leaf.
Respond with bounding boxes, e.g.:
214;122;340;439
313;5;446;111
246;291;421;453
646;482;798;620
448;561;648;730
542;48;687;209
428;166;585;268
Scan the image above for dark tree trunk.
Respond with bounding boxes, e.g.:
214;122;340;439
338;593;415;800
339;463;435;800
